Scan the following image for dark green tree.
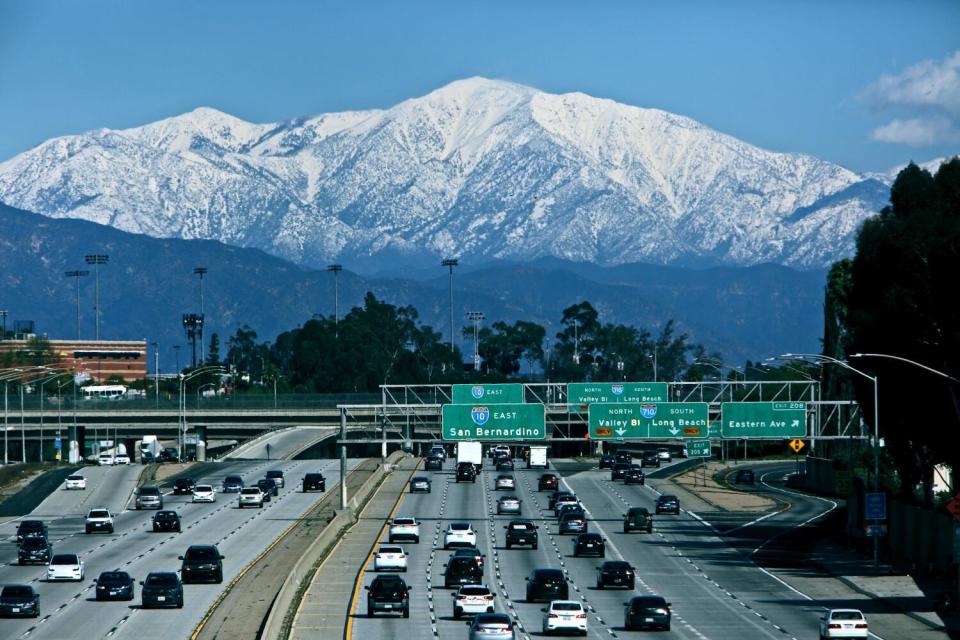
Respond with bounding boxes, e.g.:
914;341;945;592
206;333;221;366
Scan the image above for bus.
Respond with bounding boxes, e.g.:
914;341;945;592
81;385;128;400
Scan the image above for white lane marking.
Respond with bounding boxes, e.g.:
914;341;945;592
752;470;837;556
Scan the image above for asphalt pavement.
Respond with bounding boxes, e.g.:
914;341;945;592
0;432;360;640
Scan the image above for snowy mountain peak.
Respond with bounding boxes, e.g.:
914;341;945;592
0;77;951;272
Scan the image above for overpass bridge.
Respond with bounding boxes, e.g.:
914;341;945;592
0;380;863;464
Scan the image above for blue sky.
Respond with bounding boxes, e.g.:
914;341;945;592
1;0;957;171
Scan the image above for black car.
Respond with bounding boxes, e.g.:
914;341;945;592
366;575;410;617
504;520;538;549
17;537;52;565
179;545;225;583
444;557;483;588
615;451;633;464
596;561;635;589
496;458;514;471
95;571;135;601
538;473;559;491
302;473;326;492
598;453;615;469
456;462;477;483
409;476;432;493
256;478;278;500
624;466;645;485
573;532;605;557
140;572;183;609
611;463;631;481
641;451;660;467
656;495;680;515
222;476;244;492
152;510;182;533
0;584;39;618
172;478;196;495
424;456;443;471
15;520;47;543
735;469;756;484
624;595;671;631
525;568;569;602
623;507;654;533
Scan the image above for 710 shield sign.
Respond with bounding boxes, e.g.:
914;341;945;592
442;403;546;441
588;402;708;439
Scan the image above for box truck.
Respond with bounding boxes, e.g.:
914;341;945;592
527;446;549;469
456;441;483;471
140;435;163;463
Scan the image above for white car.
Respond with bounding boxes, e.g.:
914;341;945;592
47;554;84;581
373;545;408;572
496;496;522;515
85;508;115;534
114;453;130;465
542;600;587;636
452;584;496;618
64;475;86;490
656;448;672;462
819;609;868;639
238;487;264;508
388;517;421;543
444;522;478;549
494;475;515;491
192;484;216;503
97;453;114;466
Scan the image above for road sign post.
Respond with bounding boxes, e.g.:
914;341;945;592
588;402;708;439
865;492;887;520
451;384;525;404
567;382;668;413
442;403;546;441
720;402;807;438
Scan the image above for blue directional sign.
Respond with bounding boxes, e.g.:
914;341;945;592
865;492;887;520
54;438;62;450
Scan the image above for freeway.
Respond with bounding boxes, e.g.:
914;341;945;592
346;458;836;640
226;426;339;460
0;431;359;640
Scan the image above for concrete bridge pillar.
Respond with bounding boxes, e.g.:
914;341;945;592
196;425;207;462
69;425;86;464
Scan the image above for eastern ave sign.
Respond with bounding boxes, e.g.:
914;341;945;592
451;383;525;404
588;402;708;439
567;382;668;413
442;403;546;441
720;402;807;438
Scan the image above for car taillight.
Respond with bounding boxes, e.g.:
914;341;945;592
628;609;635;615
576;613;586;619
828;623;841;629
548;614;559;619
485;594;495;600
855;623;868;628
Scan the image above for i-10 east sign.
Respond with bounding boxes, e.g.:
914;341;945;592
567;382;668;413
451;383;525;404
720;402;807;438
588;402;708;439
442;403;546;441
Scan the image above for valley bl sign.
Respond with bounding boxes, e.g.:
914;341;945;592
588;402;708;439
567;382;668;413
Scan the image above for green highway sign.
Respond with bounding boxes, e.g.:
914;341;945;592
568;382;669;413
442;403;546;441
686;440;712;458
720;402;807;438
588;402;708;439
451;383;525;404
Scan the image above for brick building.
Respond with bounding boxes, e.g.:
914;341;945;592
0;339;148;382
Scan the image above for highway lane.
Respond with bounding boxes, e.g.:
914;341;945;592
348;458;842;640
1;428;361;639
228;426;338;461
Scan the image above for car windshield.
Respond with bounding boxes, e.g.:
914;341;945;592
371;579;405;596
20;521;43;530
633;596;667;607
604;561;630;570
241;488;260;494
22;538;46;549
579;534;601;541
448;560;479;574
460;586;490;595
140;487;160;496
156;511;176;519
195;485;212;492
50;555;79;565
450;523;470;531
474;613;511;626
379;547;402;554
1;586;33;598
305;474;322;480
454;548;480;556
99;572;130;583
535;570;563;581
225;476;242;483
145;574;178;586
67;475;83;481
394;518;415;525
186;548;219;561
832;611;864;620
553;602;582;611
267;470;283;478
89;510;110;518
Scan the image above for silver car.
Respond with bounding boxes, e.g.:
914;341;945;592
469;612;515;639
496;495;522;515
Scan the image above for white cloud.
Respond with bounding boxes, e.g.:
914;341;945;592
866;50;960;115
870;116;960;147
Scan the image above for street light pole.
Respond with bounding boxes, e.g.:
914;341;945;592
194;267;207;363
442;259;458;354
327;264;343;337
466;311;485;372
84;255;108;341
152;342;160;408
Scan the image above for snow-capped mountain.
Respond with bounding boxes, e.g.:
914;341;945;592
0;77;942;270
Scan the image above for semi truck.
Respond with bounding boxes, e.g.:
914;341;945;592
140;435;163;463
456;441;483;471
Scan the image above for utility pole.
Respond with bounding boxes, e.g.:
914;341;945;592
0;310;7;339
194;267;207;362
84;255;108;340
442;259;458;354
327;264;342;337
466;311;485;371
64;271;89;339
152;342;160;408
